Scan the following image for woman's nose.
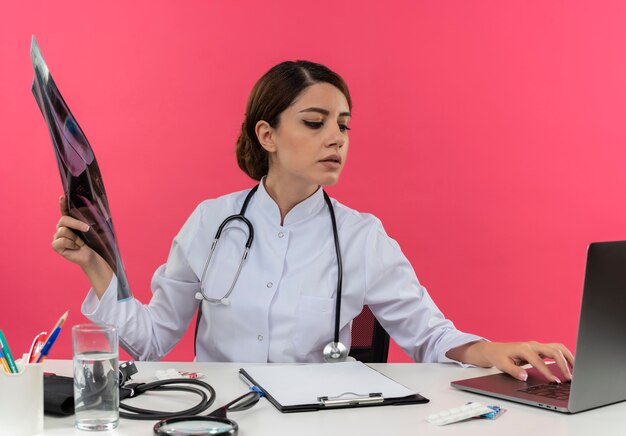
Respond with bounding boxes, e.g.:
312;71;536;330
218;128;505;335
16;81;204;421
325;125;346;148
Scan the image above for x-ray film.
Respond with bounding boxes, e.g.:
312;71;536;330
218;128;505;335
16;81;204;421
30;36;132;301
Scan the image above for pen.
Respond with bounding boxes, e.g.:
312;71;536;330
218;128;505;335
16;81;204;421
48;310;69;333
0;348;11;374
0;330;18;374
35;326;62;363
239;372;265;397
31;310;68;363
27;331;48;364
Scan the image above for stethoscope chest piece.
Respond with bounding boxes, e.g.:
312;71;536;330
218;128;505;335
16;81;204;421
323;341;348;363
154;416;238;436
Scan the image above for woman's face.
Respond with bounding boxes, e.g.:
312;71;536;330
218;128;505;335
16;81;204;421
262;82;351;189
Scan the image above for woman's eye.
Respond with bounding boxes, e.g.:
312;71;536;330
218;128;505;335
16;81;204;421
304;120;351;133
303;121;324;129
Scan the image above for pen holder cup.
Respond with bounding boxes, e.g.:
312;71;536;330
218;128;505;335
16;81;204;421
0;357;44;436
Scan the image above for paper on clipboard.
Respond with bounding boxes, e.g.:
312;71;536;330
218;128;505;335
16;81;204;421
240;361;426;411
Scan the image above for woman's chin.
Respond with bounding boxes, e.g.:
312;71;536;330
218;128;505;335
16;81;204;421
319;175;341;187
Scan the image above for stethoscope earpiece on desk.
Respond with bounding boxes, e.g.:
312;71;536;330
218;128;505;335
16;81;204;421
194;185;348;362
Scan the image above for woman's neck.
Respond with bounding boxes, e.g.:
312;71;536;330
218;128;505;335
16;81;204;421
263;174;319;225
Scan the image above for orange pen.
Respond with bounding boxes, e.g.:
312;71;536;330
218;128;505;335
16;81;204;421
49;310;69;332
0;351;10;374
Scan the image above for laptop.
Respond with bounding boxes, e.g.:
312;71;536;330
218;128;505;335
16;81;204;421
451;241;626;413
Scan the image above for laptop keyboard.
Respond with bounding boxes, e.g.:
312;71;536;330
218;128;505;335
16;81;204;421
519;381;571;401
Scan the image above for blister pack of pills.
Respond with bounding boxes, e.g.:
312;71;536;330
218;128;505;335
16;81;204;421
426;402;494;426
473;404;506;420
155;368;204;380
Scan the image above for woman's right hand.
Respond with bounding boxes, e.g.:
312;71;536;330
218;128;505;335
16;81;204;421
52;195;95;267
52;196;113;297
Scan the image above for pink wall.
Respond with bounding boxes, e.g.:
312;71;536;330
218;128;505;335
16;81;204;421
2;1;626;363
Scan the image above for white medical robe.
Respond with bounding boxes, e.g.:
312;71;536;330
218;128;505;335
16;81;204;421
82;181;483;362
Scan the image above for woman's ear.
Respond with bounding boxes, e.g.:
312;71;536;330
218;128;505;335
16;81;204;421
255;120;277;153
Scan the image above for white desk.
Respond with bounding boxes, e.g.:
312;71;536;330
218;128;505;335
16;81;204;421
42;360;626;436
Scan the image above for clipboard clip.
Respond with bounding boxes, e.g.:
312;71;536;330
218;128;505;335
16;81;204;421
317;392;384;407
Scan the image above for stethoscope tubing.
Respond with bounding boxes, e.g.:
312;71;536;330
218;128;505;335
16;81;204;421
197;186;258;304
121;378;216;420
323;191;343;344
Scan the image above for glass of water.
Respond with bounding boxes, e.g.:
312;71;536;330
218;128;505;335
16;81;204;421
72;324;119;431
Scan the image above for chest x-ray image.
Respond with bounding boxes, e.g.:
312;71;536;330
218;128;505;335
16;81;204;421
30;36;132;301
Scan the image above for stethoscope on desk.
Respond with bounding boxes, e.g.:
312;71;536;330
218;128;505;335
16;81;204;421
194;184;348;362
114;361;261;436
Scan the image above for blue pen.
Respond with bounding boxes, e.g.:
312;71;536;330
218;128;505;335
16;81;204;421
31;310;68;363
35;327;62;363
239;372;265;397
0;330;18;374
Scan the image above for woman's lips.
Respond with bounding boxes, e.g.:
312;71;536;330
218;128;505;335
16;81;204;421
319;160;341;169
319;155;342;169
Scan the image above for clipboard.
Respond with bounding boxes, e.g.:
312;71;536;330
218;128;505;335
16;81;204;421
239;361;428;413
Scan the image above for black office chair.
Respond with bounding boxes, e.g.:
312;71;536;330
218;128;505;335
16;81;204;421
348;305;390;363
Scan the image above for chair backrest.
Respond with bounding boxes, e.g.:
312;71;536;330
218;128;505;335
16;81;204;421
348;305;390;363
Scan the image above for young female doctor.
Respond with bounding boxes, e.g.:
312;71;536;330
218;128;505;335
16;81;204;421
53;60;573;383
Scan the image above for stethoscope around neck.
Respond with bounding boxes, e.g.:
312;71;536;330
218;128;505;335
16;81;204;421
194;184;348;363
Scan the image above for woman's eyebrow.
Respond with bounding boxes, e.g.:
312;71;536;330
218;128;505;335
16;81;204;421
299;107;351;117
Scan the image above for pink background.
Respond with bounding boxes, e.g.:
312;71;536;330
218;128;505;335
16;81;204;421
1;1;625;363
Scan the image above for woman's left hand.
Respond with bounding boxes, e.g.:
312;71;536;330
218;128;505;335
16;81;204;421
447;341;575;383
